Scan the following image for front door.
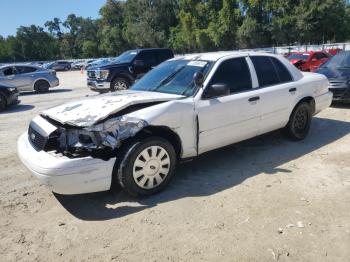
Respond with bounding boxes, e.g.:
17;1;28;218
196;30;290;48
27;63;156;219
196;57;261;154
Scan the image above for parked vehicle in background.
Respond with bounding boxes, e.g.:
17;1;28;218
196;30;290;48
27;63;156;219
18;52;332;196
45;61;71;71
287;51;330;72
0;64;59;93
87;48;174;93
0;84;20;111
71;60;85;70
316;51;350;102
83;59;96;70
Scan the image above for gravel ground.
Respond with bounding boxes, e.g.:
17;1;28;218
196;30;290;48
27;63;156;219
0;71;349;262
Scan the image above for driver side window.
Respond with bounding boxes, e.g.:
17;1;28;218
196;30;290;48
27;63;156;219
208;57;252;94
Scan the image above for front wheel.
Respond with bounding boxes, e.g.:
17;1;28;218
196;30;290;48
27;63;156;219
284;102;312;140
110;78;129;92
114;137;177;196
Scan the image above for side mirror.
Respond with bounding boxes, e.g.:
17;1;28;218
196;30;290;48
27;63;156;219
203;83;230;99
193;72;205;87
133;60;145;67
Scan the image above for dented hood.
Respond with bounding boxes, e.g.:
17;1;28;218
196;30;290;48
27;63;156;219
41;90;184;127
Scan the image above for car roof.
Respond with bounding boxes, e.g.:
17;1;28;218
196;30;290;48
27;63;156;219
0;64;42;69
171;51;281;62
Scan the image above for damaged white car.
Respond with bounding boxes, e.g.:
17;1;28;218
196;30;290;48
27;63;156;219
17;52;332;196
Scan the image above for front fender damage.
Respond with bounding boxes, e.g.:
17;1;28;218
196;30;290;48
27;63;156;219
54;116;147;160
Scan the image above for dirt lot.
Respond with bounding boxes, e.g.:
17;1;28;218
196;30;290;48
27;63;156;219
0;71;349;262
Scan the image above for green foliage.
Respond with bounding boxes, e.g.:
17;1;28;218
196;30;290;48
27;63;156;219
0;0;350;62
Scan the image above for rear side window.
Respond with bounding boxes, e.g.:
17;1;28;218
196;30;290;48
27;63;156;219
251;56;292;87
16;66;37;74
270;57;293;83
157;50;173;64
209;57;252;94
136;51;157;67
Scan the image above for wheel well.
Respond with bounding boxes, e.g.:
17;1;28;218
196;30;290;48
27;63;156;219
111;74;132;85
296;96;315;114
122;125;182;158
34;79;49;88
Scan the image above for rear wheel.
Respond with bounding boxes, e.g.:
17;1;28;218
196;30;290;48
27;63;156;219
113;137;177;196
284;102;312;140
110;78;129;92
0;94;6;111
34;80;50;93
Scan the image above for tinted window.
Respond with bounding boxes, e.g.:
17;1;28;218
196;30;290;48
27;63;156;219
315;53;327;60
3;67;15;76
137;51;157;66
157;50;173;64
270;57;293;83
209;57;252;94
15;66;37;74
251;56;281;87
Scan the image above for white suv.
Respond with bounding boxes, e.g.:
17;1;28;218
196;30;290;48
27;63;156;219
17;52;332;196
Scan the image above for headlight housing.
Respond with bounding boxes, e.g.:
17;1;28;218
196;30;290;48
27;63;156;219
8;87;16;92
95;70;109;80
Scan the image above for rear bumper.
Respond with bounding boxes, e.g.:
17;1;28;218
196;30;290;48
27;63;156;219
87;80;110;92
17;133;115;195
315;91;333;114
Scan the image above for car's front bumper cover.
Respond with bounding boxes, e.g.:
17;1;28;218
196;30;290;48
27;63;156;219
17;133;115;195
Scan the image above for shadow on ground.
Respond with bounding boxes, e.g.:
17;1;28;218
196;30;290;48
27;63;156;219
20;88;72;96
0;104;34;114
55;117;350;221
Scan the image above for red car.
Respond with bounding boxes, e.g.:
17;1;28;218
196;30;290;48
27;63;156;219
287;51;330;72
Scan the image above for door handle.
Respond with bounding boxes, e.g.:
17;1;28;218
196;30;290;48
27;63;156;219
248;96;260;102
289;88;297;93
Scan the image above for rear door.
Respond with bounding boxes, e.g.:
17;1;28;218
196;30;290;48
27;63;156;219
14;66;37;90
249;55;296;134
196;56;261;154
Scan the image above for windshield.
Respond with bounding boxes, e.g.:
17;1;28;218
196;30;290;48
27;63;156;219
112;50;138;64
287;53;310;61
320;52;350;68
131;60;212;96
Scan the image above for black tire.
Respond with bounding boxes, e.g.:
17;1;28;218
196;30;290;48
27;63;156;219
64;66;70;71
0;94;6;112
34;80;50;93
284;102;312;140
110;77;129;92
113;136;177;196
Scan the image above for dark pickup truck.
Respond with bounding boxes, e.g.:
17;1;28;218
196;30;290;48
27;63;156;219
87;48;174;92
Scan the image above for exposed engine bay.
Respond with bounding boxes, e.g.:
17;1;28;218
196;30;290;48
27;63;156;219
29;115;148;160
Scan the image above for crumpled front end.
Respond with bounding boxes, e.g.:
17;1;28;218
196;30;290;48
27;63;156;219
29;114;148;160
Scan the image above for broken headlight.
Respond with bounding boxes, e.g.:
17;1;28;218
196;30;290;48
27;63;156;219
85;116;148;149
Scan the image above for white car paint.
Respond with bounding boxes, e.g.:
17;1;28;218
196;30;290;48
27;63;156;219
17;51;333;195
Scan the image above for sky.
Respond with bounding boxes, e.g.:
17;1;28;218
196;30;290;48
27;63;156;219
0;0;107;37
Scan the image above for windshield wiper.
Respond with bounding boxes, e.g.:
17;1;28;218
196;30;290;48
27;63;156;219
151;66;186;92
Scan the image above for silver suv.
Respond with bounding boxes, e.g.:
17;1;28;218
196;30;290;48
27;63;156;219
0;64;59;93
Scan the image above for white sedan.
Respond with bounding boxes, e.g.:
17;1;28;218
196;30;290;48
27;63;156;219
17;52;332;196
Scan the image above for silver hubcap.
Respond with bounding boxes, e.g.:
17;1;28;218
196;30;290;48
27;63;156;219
114;81;127;90
133;146;170;189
